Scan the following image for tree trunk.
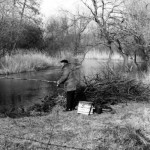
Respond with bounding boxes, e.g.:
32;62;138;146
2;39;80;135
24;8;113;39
133;52;140;72
107;42;113;66
13;0;27;50
10;0;16;53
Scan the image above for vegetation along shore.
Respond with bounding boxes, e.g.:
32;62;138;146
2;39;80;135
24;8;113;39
1;0;150;149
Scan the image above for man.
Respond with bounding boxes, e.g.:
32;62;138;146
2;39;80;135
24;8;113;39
57;59;77;111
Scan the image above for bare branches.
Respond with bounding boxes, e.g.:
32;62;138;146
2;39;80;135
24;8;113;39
0;0;41;52
82;67;150;105
80;0;125;31
101;0;105;26
92;0;98;16
80;0;95;17
106;1;124;21
20;0;27;22
17;0;39;15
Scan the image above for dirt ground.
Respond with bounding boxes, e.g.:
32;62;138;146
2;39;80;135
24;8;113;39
0;102;150;150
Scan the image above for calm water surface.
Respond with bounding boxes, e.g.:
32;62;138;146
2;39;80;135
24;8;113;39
0;67;61;109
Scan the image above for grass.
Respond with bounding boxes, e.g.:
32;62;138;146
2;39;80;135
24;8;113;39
0;48;147;75
0;51;60;75
0;50;84;75
1;102;150;149
0;48;133;75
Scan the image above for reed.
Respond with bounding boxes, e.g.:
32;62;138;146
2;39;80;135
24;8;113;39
85;48;123;60
0;51;60;74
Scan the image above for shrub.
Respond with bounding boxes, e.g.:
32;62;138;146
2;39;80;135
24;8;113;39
28;93;66;114
80;65;150;106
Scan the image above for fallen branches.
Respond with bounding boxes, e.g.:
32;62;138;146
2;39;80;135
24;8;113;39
80;67;150;106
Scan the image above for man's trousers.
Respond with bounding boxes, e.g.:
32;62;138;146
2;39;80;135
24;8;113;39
66;91;76;110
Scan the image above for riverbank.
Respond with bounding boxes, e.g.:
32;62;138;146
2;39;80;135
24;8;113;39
1;66;150;149
0;50;124;75
0;51;60;75
0;102;150;149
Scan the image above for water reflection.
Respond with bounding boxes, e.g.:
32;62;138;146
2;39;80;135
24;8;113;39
0;68;60;110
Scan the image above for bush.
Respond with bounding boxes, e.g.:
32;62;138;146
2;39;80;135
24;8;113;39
28;93;66;114
80;66;150;106
17;24;44;49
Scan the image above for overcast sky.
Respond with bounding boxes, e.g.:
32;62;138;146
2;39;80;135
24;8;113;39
40;0;80;21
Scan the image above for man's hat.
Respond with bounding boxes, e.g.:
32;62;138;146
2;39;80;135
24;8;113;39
60;59;69;63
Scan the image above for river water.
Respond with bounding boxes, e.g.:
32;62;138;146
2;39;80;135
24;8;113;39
0;59;122;111
0;67;61;111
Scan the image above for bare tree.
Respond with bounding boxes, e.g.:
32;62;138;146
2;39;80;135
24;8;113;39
121;0;150;71
80;0;132;70
12;0;41;49
70;13;91;55
44;10;90;56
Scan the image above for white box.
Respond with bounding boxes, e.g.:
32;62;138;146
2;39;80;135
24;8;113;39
77;101;93;115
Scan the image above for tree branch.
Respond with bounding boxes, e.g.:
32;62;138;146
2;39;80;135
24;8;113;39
81;0;95;17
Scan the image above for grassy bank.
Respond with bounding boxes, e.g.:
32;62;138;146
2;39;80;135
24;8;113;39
0;50;84;75
0;64;150;149
0;49;125;75
0;49;148;75
1;50;150;149
1;102;150;149
0;51;60;75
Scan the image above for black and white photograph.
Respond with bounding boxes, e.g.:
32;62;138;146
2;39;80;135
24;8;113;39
0;0;150;149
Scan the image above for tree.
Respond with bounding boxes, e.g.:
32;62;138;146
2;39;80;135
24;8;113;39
44;17;65;54
12;0;41;49
70;12;91;55
17;23;44;49
80;0;131;69
121;0;150;71
0;0;42;55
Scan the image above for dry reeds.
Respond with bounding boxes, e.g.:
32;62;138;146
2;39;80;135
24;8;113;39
0;51;59;74
85;49;123;60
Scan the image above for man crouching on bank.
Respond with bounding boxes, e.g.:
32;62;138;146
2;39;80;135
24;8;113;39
57;59;78;111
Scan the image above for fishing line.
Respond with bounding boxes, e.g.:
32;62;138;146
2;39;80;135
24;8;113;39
0;76;57;83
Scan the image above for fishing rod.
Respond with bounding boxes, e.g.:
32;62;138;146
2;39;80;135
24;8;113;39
0;76;57;83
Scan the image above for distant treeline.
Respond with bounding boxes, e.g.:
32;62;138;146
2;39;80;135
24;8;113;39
0;19;43;50
1;0;150;73
0;16;90;56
